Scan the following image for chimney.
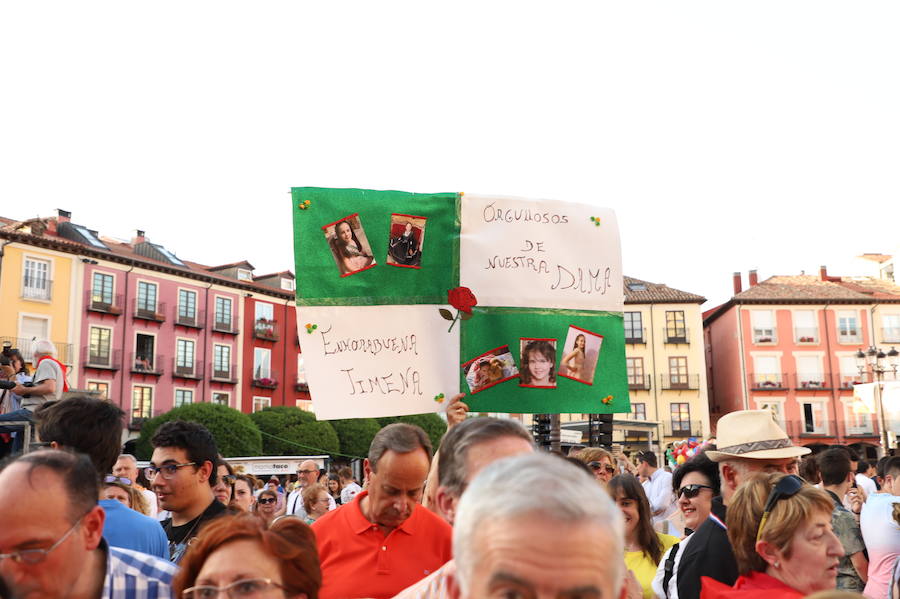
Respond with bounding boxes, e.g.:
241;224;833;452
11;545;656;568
749;269;758;286
820;265;828;281
56;209;71;223
132;229;146;245
733;272;742;295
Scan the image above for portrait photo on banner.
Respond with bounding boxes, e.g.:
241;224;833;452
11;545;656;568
558;325;603;385
386;213;427;269
322;213;376;277
461;344;519;394
519;338;557;389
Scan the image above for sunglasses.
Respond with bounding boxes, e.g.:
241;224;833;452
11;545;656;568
221;475;236;486
677;484;714;499
756;474;804;542
104;475;133;486
258;497;277;505
588;461;616;474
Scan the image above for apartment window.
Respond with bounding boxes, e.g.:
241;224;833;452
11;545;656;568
624;312;643;342
668;356;688;387
627;357;645;389
174;389;194;407
632;402;646;421
665;311;686;341
89;327;112;366
137;282;158;313
214;297;232;329
176;339;195;372
86;381;109;400
671;403;691;434
20;316;49;362
796;355;824;388
254;348;271;380
253;396;271;412
844;403;873;435
92;272;114;306
255;302;274;322
839;356;860;388
883;314;900;343
281;278;295;291
22;257;51;300
297;355;307;385
135;334;155;371
794;310;818;343
212;392;229;406
213;345;231;378
751;310;776;343
132;386;153;420
756;400;785;427
802;401;827;434
178;290;197;323
237;268;253;282
753;356;781;387
838;311;860;343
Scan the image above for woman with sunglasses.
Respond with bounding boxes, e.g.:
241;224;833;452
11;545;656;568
174;513;320;599
608;474;679;599
572;447;618;485
652;452;720;598
213;456;236;506
701;472;844;598
256;489;280;528
103;475;150;515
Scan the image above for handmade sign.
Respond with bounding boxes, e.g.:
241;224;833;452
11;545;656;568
292;187;628;420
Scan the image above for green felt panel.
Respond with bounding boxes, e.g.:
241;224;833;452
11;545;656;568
459;307;630;414
291;187;460;306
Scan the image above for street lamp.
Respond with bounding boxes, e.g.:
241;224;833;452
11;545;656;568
855;346;900;454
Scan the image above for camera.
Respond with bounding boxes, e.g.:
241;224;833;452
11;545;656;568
0;380;15;391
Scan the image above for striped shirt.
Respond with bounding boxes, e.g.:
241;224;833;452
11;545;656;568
102;543;179;599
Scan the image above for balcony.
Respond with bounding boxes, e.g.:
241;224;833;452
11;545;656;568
212;316;238;335
752;329;777;344
628;374;651;391
22;279;53;302
660;374;700;391
81;346;121;371
794;373;833;390
794;327;819;344
172;358;203;380
836;374;868;391
252;376;278;389
663;420;704;437
253;318;279;341
85;290;123;316
625;328;646;344
845;419;877;437
663;327;689;345
0;336;73;365
837;330;862;345
784;419;837;438
130;353;164;376
133;300;167;323
294;378;309;393
210;363;238;384
748;372;787;391
175;308;205;329
882;327;900;343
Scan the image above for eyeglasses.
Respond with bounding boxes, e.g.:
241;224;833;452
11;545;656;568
0;514;85;565
104;475;133;486
257;497;277;505
145;462;197;480
296;469;317;475
678;484;714;499
183;578;286;599
756;474;804;542
588;461;616;474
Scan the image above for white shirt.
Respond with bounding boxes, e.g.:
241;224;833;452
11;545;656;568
642;468;676;525
855;473;877;499
341;481;362;505
139;487;158;517
285;486;336;519
861;493;900;599
652;531;694;599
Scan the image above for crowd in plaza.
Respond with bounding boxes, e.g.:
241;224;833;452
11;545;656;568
1;341;900;599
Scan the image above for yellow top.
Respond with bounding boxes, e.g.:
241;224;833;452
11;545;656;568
624;532;680;599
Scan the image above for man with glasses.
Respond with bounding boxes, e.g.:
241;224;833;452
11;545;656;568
675;410;810;599
285;459;335;519
149;420;225;563
0;450;176;599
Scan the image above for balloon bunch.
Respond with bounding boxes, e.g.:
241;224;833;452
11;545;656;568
665;437;712;467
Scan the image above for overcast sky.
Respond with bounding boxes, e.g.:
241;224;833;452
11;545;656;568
3;2;898;309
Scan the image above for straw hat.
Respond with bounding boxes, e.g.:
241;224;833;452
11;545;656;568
706;410;810;462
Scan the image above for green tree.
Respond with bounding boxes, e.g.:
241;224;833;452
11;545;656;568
330;418;382;459
135;403;262;459
250;406;340;456
373;414;448;451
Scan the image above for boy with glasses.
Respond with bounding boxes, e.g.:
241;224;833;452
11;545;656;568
149;420;225;563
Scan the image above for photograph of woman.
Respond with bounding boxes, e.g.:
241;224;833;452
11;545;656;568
323;214;376;276
386;214;426;268
519;338;557;388
559;325;603;385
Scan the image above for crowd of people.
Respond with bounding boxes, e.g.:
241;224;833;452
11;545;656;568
0;382;899;599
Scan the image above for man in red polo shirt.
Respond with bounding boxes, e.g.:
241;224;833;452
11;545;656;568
313;423;452;599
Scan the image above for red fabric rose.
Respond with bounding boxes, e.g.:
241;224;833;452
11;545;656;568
447;286;477;314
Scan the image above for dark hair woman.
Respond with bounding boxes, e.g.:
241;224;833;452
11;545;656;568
608;474;679;599
329;220;373;275
519;340;556;387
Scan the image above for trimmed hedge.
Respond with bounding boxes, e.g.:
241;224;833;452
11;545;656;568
375;413;447;452
250;406;340;456
135;403;262;459
330;418;382;459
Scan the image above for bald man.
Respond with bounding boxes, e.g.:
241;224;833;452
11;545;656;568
285;460;335;518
